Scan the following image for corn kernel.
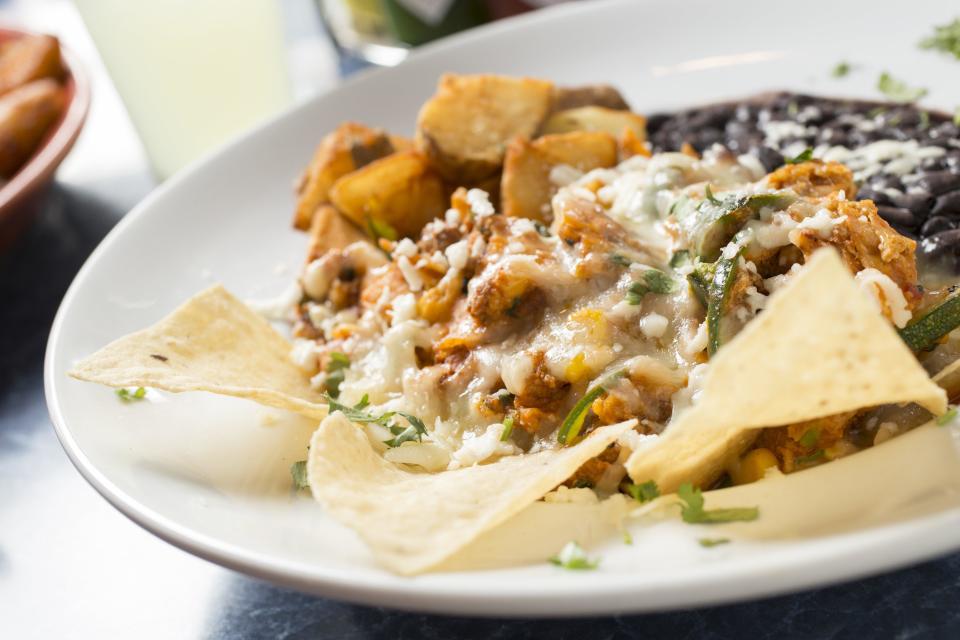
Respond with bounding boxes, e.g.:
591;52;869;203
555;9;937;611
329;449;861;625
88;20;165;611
729;448;779;485
565;352;592;383
570;308;609;342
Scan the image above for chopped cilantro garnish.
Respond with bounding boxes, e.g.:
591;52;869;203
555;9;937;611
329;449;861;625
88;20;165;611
116;387;147;402
323;393;427;448
919;18;960;60
290;460;309;490
794;449;826;466
622;529;633;545
698;537;730;548
609;253;633;267
549;541;599;570
919;111;931;130
677;483;759;524
877;72;928;103
557;370;626;445
937;406;958;426
798;428;820;449
954;107;960;127
366;216;397;242
626;269;676;304
500;416;515;442
624;480;661;503
324;352;350;398
831;61;851;78
785;147;814;164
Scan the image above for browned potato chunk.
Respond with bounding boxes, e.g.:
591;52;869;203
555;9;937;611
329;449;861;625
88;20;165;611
330;151;447;239
501;131;617;221
619;127;651;160
293;122;396;230
0;78;65;177
541;106;647;140
416;74;554;183
0;35;63;97
306;204;369;262
552;85;629;112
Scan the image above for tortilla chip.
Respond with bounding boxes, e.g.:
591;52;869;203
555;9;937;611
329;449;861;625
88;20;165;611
69;285;327;419
626;249;947;492
307;413;634;575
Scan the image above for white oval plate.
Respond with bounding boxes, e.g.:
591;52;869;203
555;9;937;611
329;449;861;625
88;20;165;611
46;0;960;616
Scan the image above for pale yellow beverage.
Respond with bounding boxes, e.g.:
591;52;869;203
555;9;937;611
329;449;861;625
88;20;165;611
74;0;292;179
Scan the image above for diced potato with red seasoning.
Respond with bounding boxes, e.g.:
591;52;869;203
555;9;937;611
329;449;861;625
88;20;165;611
293;122;397;230
551;84;630;112
306;204;369;263
541;106;647;141
501;131;618;220
330;150;447;239
0;35;63;97
0;78;65;177
415;74;554;183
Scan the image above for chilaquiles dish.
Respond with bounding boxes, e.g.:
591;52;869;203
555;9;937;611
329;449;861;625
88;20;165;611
72;75;960;574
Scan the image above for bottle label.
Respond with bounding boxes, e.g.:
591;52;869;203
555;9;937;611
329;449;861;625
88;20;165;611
394;0;458;25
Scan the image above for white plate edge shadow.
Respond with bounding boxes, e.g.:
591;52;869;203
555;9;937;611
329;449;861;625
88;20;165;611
43;0;960;617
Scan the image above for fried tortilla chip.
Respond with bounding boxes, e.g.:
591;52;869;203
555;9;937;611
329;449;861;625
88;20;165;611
307;414;634;575
626;249;947;492
69;285;327;419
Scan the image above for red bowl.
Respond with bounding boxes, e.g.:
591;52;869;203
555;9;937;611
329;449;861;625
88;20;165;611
0;27;90;251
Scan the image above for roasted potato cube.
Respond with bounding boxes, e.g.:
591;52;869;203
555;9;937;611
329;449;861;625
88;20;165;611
306;204;369;262
541;106;647;141
501;131;617;221
416;74;554;183
293;122;396;230
552;84;630;112
619;127;651;160
0;35;63;97
0;78;65;177
330;151;447;239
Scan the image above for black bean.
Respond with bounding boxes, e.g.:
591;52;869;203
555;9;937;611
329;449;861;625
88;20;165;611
753;145;785;172
890;191;934;218
916;171;960;196
920;229;960;266
932;190;960;218
870;174;905;191
877;205;921;230
921;216;955;236
856;188;892;206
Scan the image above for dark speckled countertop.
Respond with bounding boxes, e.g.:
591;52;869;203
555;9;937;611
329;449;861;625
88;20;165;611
2;1;960;638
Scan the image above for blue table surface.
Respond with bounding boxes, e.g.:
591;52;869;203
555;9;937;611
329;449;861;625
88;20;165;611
2;1;960;638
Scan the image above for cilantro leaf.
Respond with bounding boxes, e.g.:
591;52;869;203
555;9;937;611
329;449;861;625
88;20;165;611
698;537;730;548
919;18;960;60
323;394;427;448
549;541;599;570
366;216;397;242
831;61;851;78
324;352;350;398
624;480;661;503
677;482;759;524
384;412;428;447
116;387;147;402
877;72;928;103
290;460;309;490
626;269;676;304
785;147;814;164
